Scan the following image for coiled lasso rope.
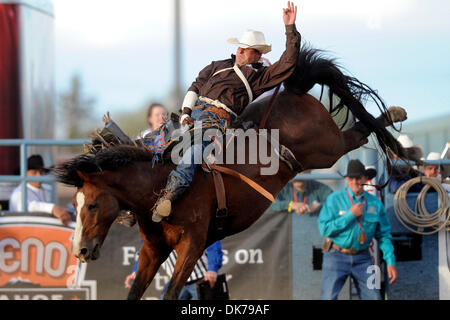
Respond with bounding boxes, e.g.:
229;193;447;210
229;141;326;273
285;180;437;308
394;177;450;235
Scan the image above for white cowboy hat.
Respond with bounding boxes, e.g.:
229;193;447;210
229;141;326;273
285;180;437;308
426;152;441;161
396;134;424;161
227;30;272;54
397;134;414;148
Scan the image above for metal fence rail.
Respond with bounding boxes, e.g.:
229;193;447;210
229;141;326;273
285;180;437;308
1;139;449;212
294;159;450;181
0;139;89;211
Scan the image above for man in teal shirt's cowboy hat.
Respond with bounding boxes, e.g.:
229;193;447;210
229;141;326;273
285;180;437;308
318;159;398;300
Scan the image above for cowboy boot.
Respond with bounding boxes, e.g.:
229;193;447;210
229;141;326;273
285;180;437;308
152;175;187;222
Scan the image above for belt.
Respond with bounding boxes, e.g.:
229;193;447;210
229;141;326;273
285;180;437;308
198;96;238;118
191;105;231;126
204;106;231;124
331;243;369;255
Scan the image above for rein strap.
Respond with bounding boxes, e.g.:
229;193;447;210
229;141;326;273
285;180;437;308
208;163;275;203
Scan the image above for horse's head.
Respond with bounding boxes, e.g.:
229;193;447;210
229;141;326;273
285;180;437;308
72;171;121;262
55;146;158;262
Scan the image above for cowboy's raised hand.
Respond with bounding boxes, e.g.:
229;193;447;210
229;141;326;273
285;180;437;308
283;1;298;25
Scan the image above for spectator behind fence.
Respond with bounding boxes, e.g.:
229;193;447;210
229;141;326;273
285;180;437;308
138;102;168;138
116;103;170;228
423;152;441;178
270;173;333;215
387;134;424;194
423;152;450;193
318;159;397;300
9;155;72;226
125;241;223;300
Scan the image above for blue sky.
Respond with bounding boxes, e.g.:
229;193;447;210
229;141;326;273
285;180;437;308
53;0;450;123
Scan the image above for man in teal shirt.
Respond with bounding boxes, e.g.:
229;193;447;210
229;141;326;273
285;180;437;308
318;160;398;300
270;174;333;215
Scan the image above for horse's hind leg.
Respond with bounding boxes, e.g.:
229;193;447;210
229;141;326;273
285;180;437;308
127;240;170;300
162;234;206;300
342;106;407;154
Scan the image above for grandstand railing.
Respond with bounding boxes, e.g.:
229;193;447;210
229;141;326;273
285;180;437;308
294;159;450;180
0;139;89;211
1;139;449;212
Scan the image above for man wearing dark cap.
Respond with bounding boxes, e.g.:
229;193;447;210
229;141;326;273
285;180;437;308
9;155;72;226
318;159;397;300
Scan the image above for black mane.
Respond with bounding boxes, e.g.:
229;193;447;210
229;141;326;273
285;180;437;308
54;145;155;187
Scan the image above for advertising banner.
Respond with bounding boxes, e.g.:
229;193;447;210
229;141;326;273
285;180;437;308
0;214;90;300
0;211;291;300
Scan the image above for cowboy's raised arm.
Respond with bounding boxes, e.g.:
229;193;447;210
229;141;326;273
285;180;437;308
283;1;297;26
280;1;300;64
252;2;300;95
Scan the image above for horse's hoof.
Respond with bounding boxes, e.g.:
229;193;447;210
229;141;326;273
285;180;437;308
152;213;163;223
387;106;407;123
155;199;172;217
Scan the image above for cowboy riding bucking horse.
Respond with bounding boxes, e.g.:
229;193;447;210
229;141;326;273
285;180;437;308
152;1;300;223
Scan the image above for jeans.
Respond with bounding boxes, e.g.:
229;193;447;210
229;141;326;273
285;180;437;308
321;249;381;300
168;110;228;188
160;280;198;300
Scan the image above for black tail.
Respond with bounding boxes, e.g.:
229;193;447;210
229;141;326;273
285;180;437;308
284;44;406;159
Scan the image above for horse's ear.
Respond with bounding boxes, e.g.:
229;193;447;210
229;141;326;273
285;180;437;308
76;170;90;182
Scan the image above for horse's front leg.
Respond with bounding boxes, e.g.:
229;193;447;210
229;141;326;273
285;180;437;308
127;240;170;300
162;233;206;300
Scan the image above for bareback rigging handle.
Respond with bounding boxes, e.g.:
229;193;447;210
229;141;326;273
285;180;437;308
256;84;281;130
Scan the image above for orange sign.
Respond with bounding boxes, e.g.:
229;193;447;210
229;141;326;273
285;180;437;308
0;217;77;288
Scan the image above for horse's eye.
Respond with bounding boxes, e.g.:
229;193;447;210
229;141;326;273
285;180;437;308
88;203;98;210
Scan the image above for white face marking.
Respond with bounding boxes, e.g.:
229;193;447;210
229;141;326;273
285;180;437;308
73;191;85;254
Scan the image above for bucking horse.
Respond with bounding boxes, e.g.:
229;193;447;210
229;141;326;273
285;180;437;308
55;46;407;299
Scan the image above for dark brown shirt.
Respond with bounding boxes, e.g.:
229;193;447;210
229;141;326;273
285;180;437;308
188;24;301;115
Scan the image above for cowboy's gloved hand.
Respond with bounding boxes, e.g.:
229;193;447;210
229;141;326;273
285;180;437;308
180;107;194;128
180;114;194;127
